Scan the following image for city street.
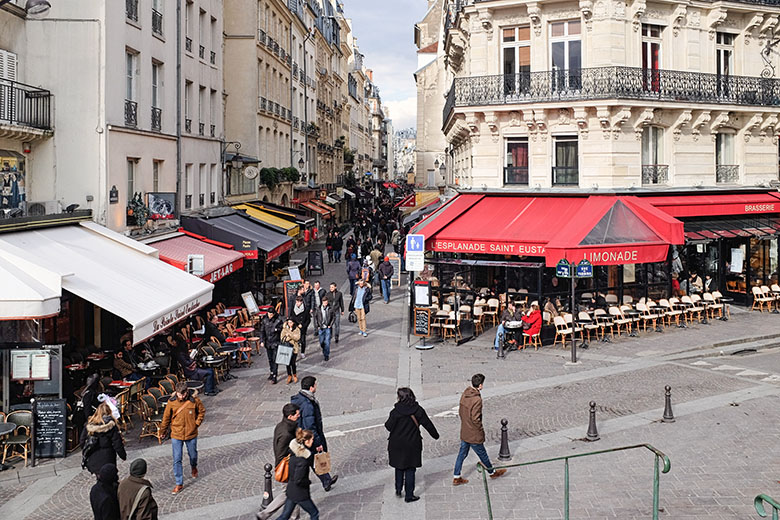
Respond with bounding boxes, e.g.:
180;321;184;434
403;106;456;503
2;247;780;520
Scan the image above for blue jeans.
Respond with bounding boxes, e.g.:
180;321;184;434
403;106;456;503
318;328;332;358
349;278;356;295
171;437;198;485
381;279;391;303
190;368;215;393
334;250;342;262
453;440;494;478
278;498;319;520
494;324;505;350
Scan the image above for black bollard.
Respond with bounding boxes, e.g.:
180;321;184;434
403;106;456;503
586;401;600;441
662;385;675;423
261;463;274;508
497;332;505;360
498;418;511;461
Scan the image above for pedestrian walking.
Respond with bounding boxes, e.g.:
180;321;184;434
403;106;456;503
276;429;320;520
90;463;120;520
391;228;401;254
346;254;361;295
378;256;394;304
385;388;439;503
325;231;334;263
328;282;344;344
289;295;310;359
452;374;507;485
260;307;284;384
83;402;127;475
308;281;326;316
312;296;335;361
290;376;338;492
256;404;301;520
332;231;343;263
281;318;301;384
80;373;104;434
160;382;206;494
349;278;372;337
117;458;159;520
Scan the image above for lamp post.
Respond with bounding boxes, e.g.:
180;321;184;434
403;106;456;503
0;0;51;17
221;141;242;200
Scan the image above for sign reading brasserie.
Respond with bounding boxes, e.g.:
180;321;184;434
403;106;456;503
152;299;203;334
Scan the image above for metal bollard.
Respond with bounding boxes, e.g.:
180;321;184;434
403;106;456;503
498;418;511;461
586;401;600;441
662;385;675;423
497;332;505;360
261;463;274;508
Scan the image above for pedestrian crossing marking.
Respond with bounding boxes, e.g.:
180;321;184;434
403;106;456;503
690;361;713;366
735;369;768;377
711;364;744;371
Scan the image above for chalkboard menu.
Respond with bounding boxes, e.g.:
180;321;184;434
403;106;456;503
389;256;401;285
413;307;431;337
283;280;304;316
34;398;67;458
308;250;324;275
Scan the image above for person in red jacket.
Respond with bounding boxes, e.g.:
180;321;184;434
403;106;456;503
521;302;542;346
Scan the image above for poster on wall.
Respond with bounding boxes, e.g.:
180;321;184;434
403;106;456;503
0;154;26;211
11;351;31;380
623;264;636;283
30;352;51;380
730;248;744;273
147;192;176;220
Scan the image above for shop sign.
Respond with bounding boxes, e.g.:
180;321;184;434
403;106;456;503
206;259;242;283
151;299;203;334
432;239;545;256
745;203;775;213
581;249;639;264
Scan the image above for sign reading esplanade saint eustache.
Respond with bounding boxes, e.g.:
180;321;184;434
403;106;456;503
432;240;545;255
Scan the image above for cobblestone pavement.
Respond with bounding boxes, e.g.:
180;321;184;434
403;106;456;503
6;246;780;519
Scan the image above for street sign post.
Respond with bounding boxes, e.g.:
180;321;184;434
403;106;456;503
555;258;593;365
556;259;572;278
576;259;593;278
405;234;425;273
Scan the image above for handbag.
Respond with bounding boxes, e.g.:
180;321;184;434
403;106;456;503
275;344;294;365
274;455;290;482
348;311;357;323
313;451;331;475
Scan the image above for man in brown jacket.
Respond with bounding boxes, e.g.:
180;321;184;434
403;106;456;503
452;374;507;485
118;458;158;520
160;382;205;494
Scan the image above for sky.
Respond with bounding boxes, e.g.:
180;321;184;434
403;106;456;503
342;0;428;131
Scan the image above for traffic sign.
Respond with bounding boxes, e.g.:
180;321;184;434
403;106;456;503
556;259;572;278
576;259;593;278
406;255;425;272
406;234;425;253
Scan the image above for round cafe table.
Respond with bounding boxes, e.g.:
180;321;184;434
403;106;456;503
236;327;254;335
0;422;17;471
623;310;640;337
719;297;734;320
217;346;240;378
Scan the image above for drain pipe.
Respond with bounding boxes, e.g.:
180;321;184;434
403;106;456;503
175;0;182;215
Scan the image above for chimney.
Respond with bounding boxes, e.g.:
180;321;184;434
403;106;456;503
366;69;373;81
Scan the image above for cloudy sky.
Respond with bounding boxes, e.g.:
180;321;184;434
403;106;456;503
343;0;428;131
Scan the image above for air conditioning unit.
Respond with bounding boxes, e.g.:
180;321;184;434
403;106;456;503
23;200;62;216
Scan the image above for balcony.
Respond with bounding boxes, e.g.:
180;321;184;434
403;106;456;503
504;166;529;185
443;67;780;127
199;45;205;59
642;164;669;185
151;106;161;131
199;193;204;206
260;97;267;112
198;121;204;136
552;166;578;186
258;29;267;45
210;124;215;137
185;37;192;53
126;0;138;22
151;9;163;36
0;79;53;131
185;118;192;133
124;99;137;127
185;194;192;209
210;51;216;65
716;164;740;184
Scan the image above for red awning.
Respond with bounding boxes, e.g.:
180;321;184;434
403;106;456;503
153;233;244;283
300;201;331;218
310;199;336;214
394;194;415;208
640;192;780;217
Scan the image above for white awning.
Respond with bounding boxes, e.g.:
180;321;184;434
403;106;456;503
0;251;61;319
0;222;213;343
325;196;340;205
342;188;356;198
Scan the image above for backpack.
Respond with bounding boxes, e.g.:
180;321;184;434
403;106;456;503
81;433;99;469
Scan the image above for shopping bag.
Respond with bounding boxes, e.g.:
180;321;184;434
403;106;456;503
274;455;290;482
348;311;357;323
313;451;331;475
275;344;294;365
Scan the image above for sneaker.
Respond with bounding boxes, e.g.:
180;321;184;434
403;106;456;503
300;353;306;360
191;467;199;478
172;485;184;494
489;469;507;479
452;477;469;486
405;495;420;503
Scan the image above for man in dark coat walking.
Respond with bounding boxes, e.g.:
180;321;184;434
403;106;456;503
349;278;372;337
312;296;335;361
328;282;344;343
346;254;362;295
118;458;158;520
90;463;120;520
256;403;301;520
290;376;338;492
260;307;284;384
332;231;343;263
377;256;394;303
385;387;439;502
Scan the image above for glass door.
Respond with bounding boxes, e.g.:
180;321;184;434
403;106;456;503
550;21;581;93
641;24;661;92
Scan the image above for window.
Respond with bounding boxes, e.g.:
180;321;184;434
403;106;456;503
199;164;206;207
125;51;137;101
716;32;734;96
151;62;161;108
0;49;18;81
210;164;217;204
504;138;529;185
198;85;206;135
185;164;192;209
550;21;581;91
211;16;218;64
716;133;738;183
199;9;206;59
502;27;531;96
153;160;161;192
152;0;163;36
642;24;662;91
641;127;667;184
127;159;135;197
210;89;217;136
553;136;578;186
185;81;192;132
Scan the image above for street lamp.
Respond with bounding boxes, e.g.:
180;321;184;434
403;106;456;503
298;157;305;170
0;0;51;17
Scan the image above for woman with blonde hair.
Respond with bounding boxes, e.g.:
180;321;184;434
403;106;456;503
277;429;319;520
281;318;302;385
83;402;126;475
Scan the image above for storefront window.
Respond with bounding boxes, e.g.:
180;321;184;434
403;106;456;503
724;239;747;294
0;153;26;210
749;238;779;287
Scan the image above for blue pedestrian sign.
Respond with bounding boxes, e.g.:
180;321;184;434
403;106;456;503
556;259;572;278
576;259;593;278
406;234;425;253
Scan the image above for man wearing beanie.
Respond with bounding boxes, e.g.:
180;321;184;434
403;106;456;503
378;256;395;304
90;463;120;520
118;458;158;520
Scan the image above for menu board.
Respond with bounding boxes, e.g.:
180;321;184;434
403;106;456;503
34;398;67;458
414;281;431;306
388;254;402;286
242;291;260;315
31;353;51;380
11;351;31;380
413;307;431;337
283;280;304;316
308;250;324;275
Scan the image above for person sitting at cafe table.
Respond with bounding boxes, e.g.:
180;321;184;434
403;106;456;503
690;271;704;294
171;338;219;396
113;351;142;381
205;313;226;344
520;302;542;345
494;302;522;351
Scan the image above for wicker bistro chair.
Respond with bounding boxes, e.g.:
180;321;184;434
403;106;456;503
681;295;705;322
140;394;165;444
442;311;461;341
114;388;133;432
472;306;485;335
552;316;574;348
712;291;730;318
483;299;499;327
563;313;584;342
703;292;723;319
636;303;657;332
3;411;33;467
147;387;164;402
752;286;774;312
608;306;632;336
159;379;174;395
578;311;601;341
658;299;681;327
593;308;613;338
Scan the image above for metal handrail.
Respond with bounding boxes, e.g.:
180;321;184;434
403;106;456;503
477;443;671;520
755;494;780;519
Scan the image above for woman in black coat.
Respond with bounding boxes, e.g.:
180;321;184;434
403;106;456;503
277;428;320;520
385;387;439;502
83;402;127;475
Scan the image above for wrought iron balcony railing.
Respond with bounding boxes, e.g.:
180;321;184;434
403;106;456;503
185;194;192;209
199;193;204;206
185;37;192;52
198;121;204;135
210;51;216;65
124;99;137;127
444;67;780;127
716;164;740;183
152;9;163;36
0;79;52;130
151;106;161;131
126;0;138;22
210;124;215;137
504;166;529;185
185;118;192;133
552;166;578;186
199;45;205;59
642;164;669;185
